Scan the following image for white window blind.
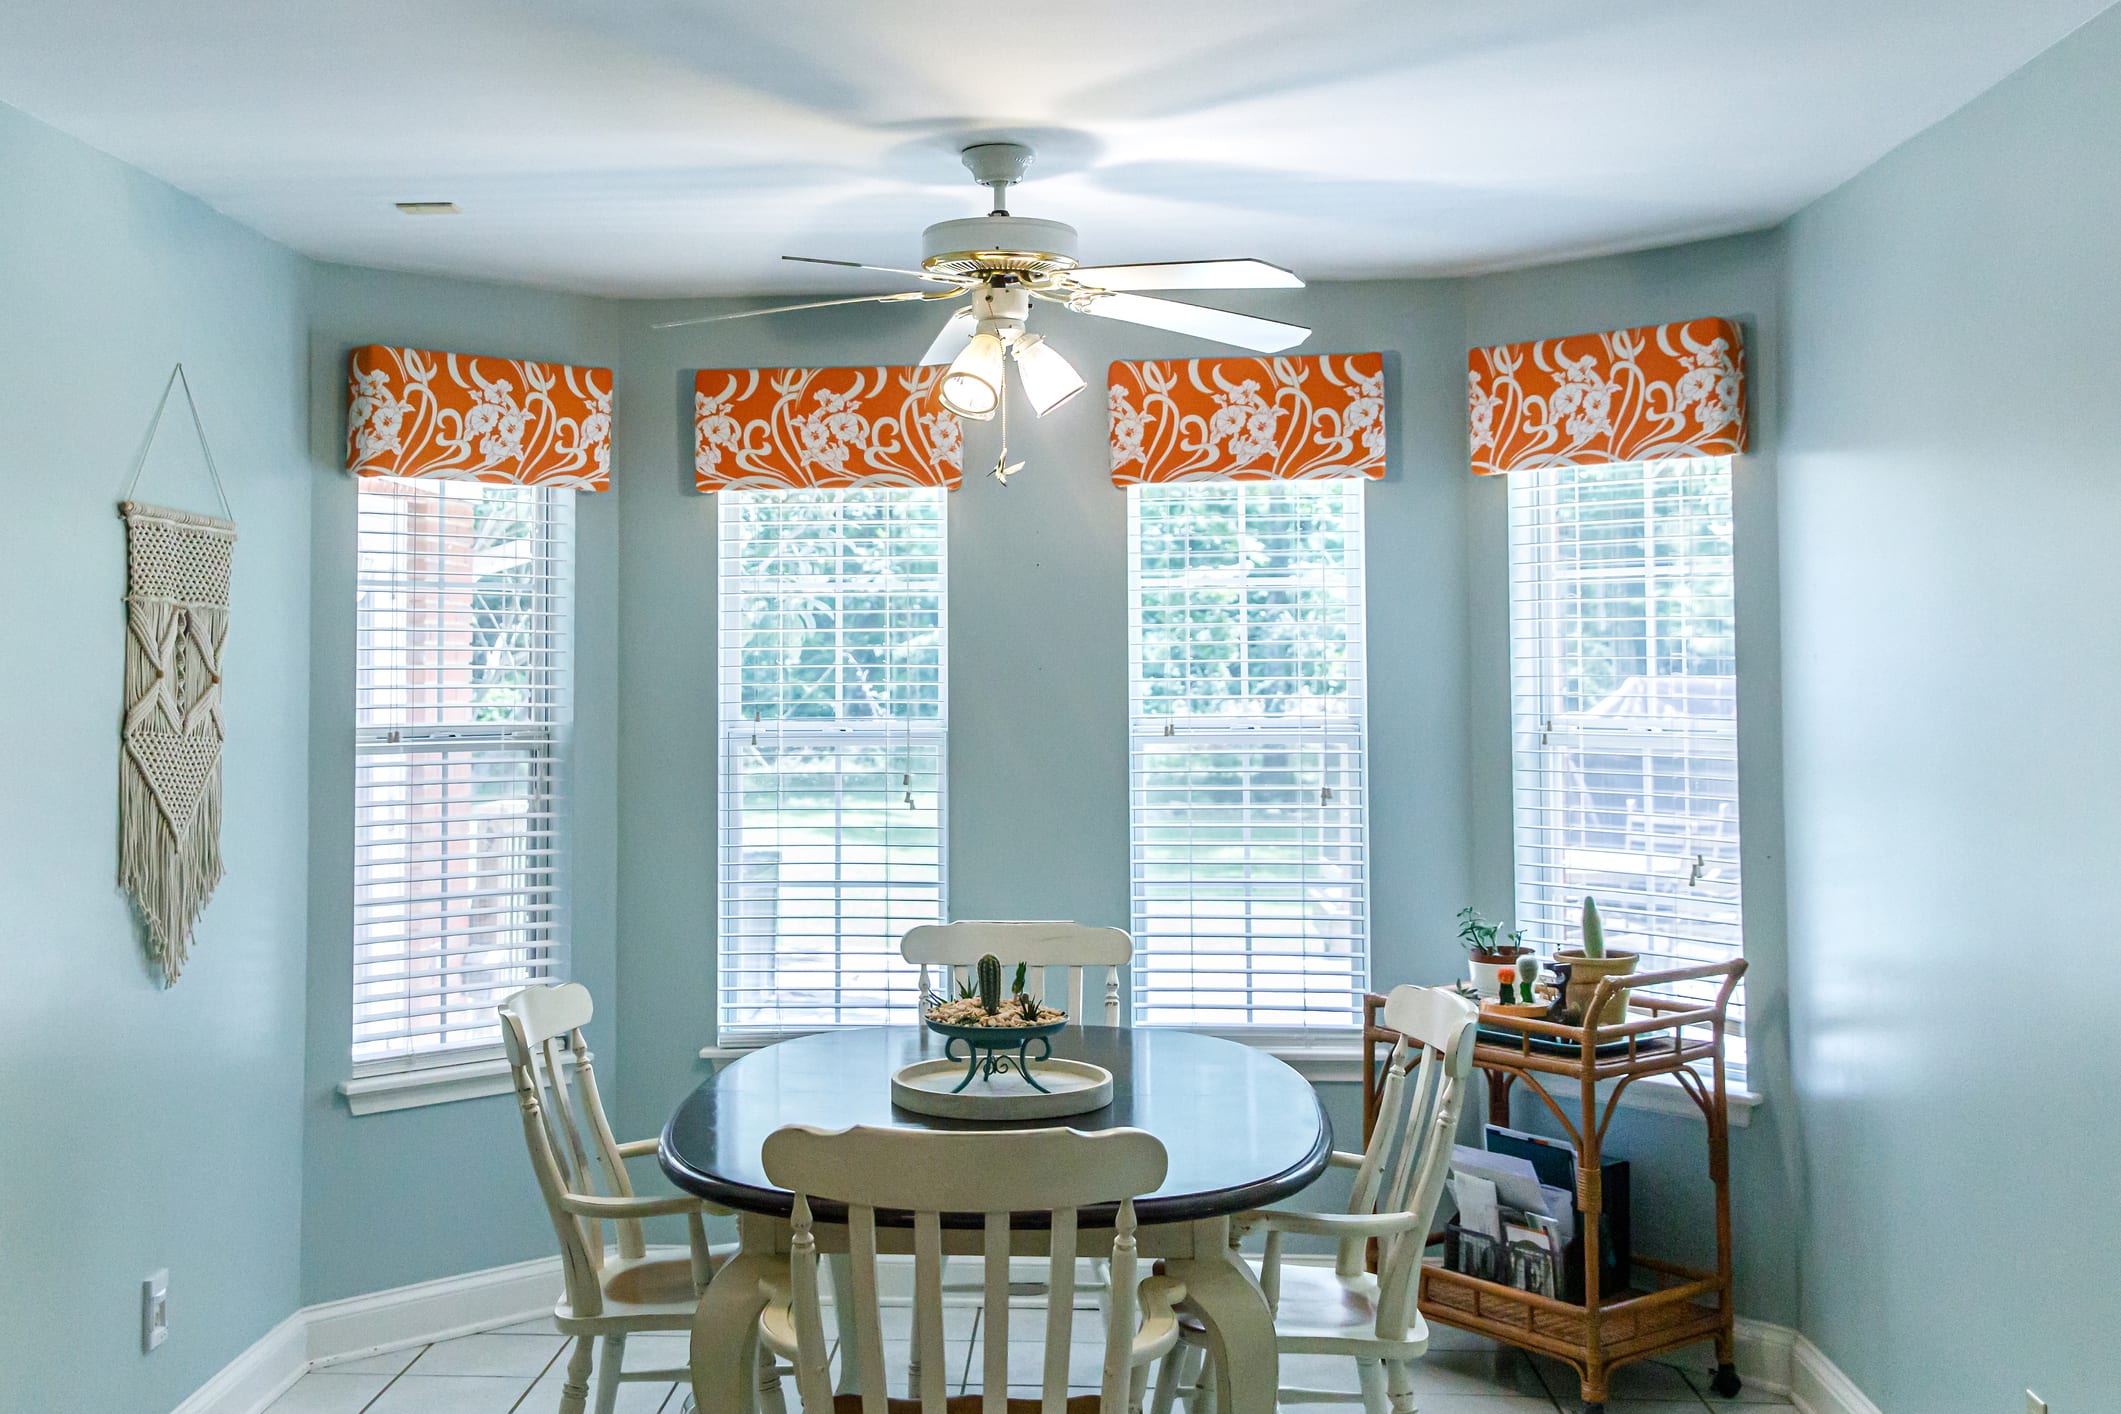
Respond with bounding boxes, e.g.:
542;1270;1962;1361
1128;480;1370;1029
352;477;574;1070
717;487;947;1035
1507;456;1746;1064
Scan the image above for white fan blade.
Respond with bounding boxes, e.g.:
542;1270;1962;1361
783;255;967;285
918;308;977;366
1069;291;1310;353
650;290;929;331
1065;259;1304;292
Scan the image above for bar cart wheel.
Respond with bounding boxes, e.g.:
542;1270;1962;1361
1709;1363;1743;1397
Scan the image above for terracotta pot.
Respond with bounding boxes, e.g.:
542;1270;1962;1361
1467;950;1527;1002
1554;950;1637;1028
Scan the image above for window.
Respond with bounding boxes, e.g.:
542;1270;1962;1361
716;487;947;1035
352;477;574;1069
1127;480;1370;1030
1507;456;1746;1064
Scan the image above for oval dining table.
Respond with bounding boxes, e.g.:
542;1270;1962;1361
660;1025;1331;1414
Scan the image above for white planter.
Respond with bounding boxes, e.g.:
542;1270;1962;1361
1467;956;1520;1002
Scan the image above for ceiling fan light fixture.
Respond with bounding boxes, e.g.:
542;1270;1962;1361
940;331;1005;419
1010;334;1086;417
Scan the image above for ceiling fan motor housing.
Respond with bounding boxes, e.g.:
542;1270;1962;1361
921;215;1080;282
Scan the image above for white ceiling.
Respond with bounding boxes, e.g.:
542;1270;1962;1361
0;0;2108;298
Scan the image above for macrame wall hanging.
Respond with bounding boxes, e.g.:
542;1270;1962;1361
118;365;236;985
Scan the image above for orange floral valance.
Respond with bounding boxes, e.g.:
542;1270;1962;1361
694;366;962;492
345;345;612;491
1108;353;1385;486
1467;317;1745;476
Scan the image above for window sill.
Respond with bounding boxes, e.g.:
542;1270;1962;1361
699;1032;1757;1125
1286;1041;1760;1126
700;1030;1369;1082
338;1050;571;1116
700;1032;821;1066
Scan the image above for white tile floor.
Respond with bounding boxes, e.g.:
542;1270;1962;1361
274;1308;1795;1413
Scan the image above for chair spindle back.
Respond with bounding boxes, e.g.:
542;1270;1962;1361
1343;985;1478;1341
764;1123;1169;1414
902;921;1133;1027
499;983;642;1320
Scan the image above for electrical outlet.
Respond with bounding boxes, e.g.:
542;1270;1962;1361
2027;1392;2048;1414
141;1270;169;1352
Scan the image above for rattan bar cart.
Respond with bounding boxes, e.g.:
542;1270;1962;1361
1363;958;1748;1414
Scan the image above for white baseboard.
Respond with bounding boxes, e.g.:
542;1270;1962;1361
168;1256;562;1414
1728;1315;1796;1396
303;1254;560;1367
1790;1331;1883;1414
168;1313;307;1414
173;1250;1880;1414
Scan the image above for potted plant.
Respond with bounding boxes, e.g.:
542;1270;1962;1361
1457;907;1529;1000
1555;896;1638;1027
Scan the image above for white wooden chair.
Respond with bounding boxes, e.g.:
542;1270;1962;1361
500;984;785;1414
1150;985;1479;1414
893;920;1136;1384
759;1123;1189;1414
901;921;1133;1027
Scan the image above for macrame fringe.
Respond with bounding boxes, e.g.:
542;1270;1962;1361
118;763;223;985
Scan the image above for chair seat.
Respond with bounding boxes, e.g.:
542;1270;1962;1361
832;1397;1104;1413
1178;1262;1428;1354
555;1247;705;1333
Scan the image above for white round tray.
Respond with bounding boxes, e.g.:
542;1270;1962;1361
889;1057;1115;1120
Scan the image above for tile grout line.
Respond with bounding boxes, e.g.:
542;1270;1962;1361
1515;1346;1568;1413
353;1344;426;1414
507;1334;574;1413
955;1308;981;1396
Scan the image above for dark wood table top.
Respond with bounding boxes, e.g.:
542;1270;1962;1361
659;1026;1332;1227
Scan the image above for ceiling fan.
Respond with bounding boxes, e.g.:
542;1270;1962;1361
654;142;1310;432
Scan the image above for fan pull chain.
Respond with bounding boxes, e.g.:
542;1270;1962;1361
990;382;1023;486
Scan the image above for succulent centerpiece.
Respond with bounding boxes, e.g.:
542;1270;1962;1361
922;952;1068;1093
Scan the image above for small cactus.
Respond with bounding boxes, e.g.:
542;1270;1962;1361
1015;992;1039;1020
977;953;1003;1013
1580;896;1605;960
1514;953;1541;1005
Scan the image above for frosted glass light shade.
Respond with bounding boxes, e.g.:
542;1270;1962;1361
940;332;1005;419
1010;335;1086;416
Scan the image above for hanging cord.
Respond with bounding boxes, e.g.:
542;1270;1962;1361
120;364;234;520
989;380;1023;486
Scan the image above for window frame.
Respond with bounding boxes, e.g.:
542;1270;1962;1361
348;476;576;1079
1504;453;1748;1079
1124;478;1373;1037
713;485;949;1040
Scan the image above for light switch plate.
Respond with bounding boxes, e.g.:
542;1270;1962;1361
141;1269;169;1352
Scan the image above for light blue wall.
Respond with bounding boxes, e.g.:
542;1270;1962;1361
609;282;1477;1152
1779;8;2121;1409
15;12;2121;1397
297;266;625;1304
1460;231;1801;1325
0;103;313;1412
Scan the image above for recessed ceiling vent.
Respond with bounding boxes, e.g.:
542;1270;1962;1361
393;201;460;215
